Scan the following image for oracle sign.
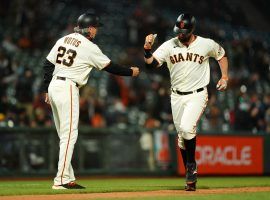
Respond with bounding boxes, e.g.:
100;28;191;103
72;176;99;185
196;145;252;166
177;136;263;175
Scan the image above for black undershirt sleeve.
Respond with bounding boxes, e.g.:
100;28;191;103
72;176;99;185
145;57;159;69
43;59;55;92
102;62;133;76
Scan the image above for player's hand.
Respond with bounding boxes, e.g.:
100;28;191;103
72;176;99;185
216;77;228;91
45;93;50;105
131;67;140;77
144;34;157;50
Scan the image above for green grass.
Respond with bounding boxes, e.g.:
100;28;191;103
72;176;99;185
0;176;269;199
105;192;270;200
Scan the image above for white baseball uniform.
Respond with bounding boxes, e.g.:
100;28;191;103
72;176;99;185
153;36;225;145
46;33;110;185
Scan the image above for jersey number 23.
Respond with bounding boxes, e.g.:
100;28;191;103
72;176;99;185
56;46;77;67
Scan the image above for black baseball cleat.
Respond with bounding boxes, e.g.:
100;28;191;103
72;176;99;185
185;162;197;191
52;181;85;189
185;182;196;191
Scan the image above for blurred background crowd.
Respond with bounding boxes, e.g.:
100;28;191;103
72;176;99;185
0;0;269;134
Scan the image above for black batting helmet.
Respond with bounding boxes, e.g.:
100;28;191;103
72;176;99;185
173;13;196;35
77;12;103;28
74;12;103;35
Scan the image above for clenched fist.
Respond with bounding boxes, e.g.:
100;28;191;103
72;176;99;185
144;34;157;50
216;77;228;91
131;67;140;77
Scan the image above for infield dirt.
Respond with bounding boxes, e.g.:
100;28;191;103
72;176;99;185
1;186;270;200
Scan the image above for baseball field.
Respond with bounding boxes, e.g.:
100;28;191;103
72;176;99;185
0;176;269;200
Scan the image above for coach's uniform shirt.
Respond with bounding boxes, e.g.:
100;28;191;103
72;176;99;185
47;33;110;87
47;33;110;186
153;36;225;141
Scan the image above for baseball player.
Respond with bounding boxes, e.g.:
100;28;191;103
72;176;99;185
43;12;139;189
143;13;228;191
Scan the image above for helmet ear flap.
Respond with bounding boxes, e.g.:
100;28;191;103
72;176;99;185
74;26;80;33
173;26;180;34
81;28;90;35
74;26;90;35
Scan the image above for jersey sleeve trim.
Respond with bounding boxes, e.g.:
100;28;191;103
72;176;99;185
216;54;226;61
101;61;111;70
215;51;226;61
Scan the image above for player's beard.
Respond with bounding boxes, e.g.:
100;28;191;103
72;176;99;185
178;33;192;43
87;27;97;41
87;33;95;41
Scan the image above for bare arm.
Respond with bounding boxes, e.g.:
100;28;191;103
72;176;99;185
144;34;159;68
216;56;229;91
144;55;154;64
218;56;229;79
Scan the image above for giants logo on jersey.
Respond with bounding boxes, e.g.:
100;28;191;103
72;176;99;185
170;52;204;64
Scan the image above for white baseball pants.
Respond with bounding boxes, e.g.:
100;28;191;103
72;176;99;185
48;77;79;185
170;88;208;147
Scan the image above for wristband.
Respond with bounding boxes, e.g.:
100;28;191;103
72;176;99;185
144;48;152;58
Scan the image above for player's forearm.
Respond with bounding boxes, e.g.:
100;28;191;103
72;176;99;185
144;48;160;68
144;33;158;65
103;62;133;76
145;57;159;69
218;56;229;80
144;48;154;64
144;56;154;64
143;34;160;68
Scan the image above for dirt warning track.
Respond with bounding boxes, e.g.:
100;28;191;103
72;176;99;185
1;187;270;200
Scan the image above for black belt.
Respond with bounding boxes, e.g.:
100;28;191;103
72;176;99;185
56;76;79;87
172;87;204;95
